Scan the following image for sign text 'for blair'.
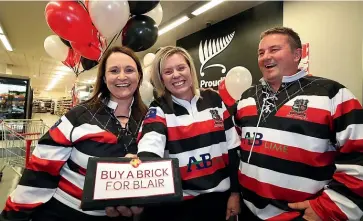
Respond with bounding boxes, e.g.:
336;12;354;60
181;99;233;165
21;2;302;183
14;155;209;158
94;160;175;200
81;157;182;210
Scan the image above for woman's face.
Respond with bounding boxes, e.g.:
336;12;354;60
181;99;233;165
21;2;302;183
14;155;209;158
104;52;140;102
161;53;193;101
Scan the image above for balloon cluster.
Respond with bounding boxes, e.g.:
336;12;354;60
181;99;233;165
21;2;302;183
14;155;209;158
43;0;163;76
218;66;253;106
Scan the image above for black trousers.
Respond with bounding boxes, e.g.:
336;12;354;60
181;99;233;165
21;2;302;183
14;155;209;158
31;198;132;221
140;191;230;221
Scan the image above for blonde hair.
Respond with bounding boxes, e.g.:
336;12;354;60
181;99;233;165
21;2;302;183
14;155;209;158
151;46;200;103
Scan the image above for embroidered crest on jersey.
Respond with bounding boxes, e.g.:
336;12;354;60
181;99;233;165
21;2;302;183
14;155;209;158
145;108;157;119
210;109;223;127
288;99;309;119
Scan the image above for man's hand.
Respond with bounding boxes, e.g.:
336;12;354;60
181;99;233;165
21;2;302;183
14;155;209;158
288;201;322;221
226;193;240;220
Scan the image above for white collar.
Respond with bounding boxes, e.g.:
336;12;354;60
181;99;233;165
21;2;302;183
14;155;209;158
106;97;134;117
259;69;307;85
171;90;200;106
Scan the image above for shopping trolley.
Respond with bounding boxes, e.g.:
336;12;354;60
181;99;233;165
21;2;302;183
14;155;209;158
0;119;48;182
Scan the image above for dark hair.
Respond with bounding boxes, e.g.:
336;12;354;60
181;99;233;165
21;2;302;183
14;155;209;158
260;27;302;50
84;46;148;122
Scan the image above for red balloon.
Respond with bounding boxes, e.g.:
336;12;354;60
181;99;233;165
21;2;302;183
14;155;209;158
71;32;101;61
218;79;236;107
63;49;81;68
45;1;94;43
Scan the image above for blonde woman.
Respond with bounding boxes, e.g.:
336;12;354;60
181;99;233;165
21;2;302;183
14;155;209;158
137;46;241;221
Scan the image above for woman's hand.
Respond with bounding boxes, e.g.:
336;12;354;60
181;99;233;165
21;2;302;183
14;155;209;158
226;193;240;220
105;206;143;217
125;153;137;158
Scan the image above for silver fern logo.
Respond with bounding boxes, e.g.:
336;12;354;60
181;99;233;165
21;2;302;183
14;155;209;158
199;31;235;77
198;31;235;88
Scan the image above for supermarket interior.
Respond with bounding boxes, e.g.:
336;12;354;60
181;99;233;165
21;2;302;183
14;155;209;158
0;0;363;220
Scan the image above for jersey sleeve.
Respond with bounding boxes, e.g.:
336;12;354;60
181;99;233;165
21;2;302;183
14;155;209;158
137;103;168;157
310;87;363;221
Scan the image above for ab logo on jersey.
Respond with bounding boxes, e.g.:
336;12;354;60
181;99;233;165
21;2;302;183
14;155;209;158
244;132;263;146
187;153;212;172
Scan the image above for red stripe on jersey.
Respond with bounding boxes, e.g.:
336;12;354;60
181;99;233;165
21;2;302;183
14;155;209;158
79;167;87;176
4;197;43;211
26;154;65;176
265;211;301;221
222;153;229;165
143;115;166;125
340;139;363;153
137;132;142;143
49;127;72;146
238;173;314;202
236;105;258;120
333;99;362;120
223;109;230;119
240;139;336;167
333;172;363;197
58;176;83;200
183;195;195;200
309;192;348;221
180;155;226;181
168;119;224;141
275;105;331;127
74;131;117;144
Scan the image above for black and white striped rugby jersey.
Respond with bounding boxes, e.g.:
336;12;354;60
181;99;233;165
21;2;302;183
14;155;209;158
235;70;363;221
137;89;241;200
1;100;139;221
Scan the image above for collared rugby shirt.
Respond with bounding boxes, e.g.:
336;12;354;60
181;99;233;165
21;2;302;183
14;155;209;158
235;70;363;221
1;100;139;220
137;89;241;200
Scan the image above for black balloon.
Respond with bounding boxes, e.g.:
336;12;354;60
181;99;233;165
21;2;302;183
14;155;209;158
59;37;72;48
122;15;158;52
128;1;159;15
81;57;98;70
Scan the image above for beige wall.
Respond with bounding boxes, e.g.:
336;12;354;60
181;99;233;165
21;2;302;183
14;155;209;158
283;1;363;102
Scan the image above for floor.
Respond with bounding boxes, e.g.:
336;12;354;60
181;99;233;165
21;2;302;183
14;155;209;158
0;113;59;210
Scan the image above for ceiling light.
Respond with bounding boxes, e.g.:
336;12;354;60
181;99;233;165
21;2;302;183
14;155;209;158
158;16;190;36
0;34;13;52
191;0;225;16
45;75;63;91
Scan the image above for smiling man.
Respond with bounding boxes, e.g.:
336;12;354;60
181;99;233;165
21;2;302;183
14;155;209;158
234;27;363;221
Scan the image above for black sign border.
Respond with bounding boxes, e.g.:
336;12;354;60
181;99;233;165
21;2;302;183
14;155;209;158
81;157;183;211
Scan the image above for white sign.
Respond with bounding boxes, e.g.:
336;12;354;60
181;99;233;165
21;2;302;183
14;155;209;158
93;160;175;200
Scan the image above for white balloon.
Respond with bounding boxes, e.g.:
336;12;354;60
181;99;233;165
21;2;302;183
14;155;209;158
44;35;69;61
143;53;155;67
139;80;154;106
143;66;152;82
225;66;252;100
88;0;130;39
143;3;163;26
